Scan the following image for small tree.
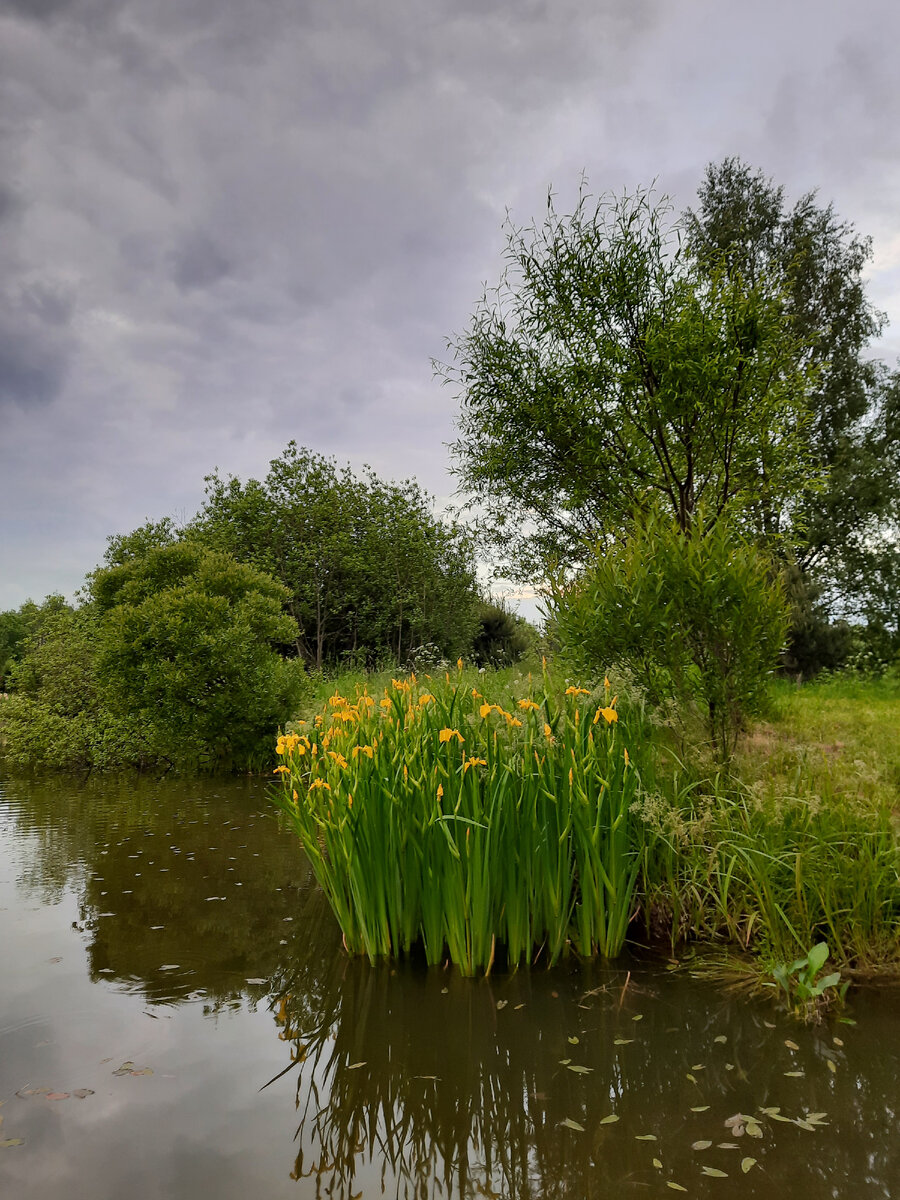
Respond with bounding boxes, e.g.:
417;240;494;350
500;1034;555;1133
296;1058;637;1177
91;544;304;767
552;507;789;760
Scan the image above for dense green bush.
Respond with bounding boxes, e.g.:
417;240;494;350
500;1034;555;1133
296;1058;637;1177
552;507;789;760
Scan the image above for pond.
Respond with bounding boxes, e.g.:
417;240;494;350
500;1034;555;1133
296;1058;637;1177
0;774;897;1198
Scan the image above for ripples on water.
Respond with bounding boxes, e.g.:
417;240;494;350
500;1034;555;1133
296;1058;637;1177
0;773;897;1198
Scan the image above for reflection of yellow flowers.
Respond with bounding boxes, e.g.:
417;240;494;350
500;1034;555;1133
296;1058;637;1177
518;698;540;711
439;728;464;744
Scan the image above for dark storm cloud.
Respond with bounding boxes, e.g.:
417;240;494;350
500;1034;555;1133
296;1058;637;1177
1;0;899;608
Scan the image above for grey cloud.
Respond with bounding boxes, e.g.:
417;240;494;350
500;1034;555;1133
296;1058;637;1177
0;320;67;408
172;232;233;291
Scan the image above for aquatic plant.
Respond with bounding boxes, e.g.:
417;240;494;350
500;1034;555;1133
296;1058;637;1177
272;665;641;974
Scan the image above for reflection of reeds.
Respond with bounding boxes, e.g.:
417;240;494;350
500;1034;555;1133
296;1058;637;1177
272;668;642;975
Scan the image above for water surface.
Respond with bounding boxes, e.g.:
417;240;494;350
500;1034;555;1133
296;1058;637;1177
1;773;897;1198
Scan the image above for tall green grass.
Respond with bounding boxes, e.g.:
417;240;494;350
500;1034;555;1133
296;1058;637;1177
272;666;641;974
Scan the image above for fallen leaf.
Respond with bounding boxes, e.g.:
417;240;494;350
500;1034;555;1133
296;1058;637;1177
702;1166;728;1177
741;1157;757;1174
599;1113;619;1125
112;1062;135;1076
514;1003;525;1010
652;1158;663;1169
347;1062;366;1070
0;1139;24;1148
560;1117;584;1131
129;1068;153;1077
744;1121;763;1139
635;1134;657;1141
805;1112;828;1125
826;1059;837;1074
46;1092;69;1101
72;1089;94;1099
567;1065;593;1074
568;1036;579;1044
614;1038;634;1045
690;1105;710;1113
713;1035;727;1044
667;1183;687;1192
691;1064;706;1071
833;1036;844;1047
784;1070;805;1078
784;1039;800;1051
686;1073;697;1083
496;1000;508;1010
795;1119;816;1131
559;1058;572;1066
763;1020;776;1028
246;978;267;985
692;1140;713;1150
632;1013;643;1021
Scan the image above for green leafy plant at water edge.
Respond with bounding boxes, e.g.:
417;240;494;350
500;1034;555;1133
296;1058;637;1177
771;942;847;1011
272;665;642;975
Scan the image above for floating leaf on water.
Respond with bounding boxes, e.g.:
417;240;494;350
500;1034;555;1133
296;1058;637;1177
795;1119;816;1131
692;1140;712;1150
652;1158;663;1169
701;1166;728;1177
784;1039;800;1051
632;1014;643;1021
744;1121;763;1139
686;1073;697;1083
614;1038;634;1046
514;1003;525;1010
724;1113;746;1128
599;1113;619;1125
635;1134;657;1141
158;965;180;972
833;1036;844;1047
713;1035;727;1044
441;988;449;994
690;1105;710;1113
72;1089;94;1099
741;1157;757;1174
568;1036;579;1044
666;1183;687;1192
763;1021;776;1028
784;1070;804;1077
691;1064;705;1071
112;1062;135;1076
560;1118;584;1132
1;1139;24;1148
246;978;267;985
826;1059;837;1074
567;1065;592;1074
559;1059;572;1066
717;1143;739;1150
347;1062;366;1070
805;1112;828;1125
46;1092;69;1101
48;957;62;964
725;1063;735;1071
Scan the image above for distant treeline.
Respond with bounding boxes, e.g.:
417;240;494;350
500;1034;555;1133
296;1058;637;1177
0;443;537;772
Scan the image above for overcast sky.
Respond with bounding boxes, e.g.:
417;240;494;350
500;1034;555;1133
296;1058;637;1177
2;0;900;612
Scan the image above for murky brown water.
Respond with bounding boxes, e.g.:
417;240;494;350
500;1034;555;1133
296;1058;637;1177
1;773;897;1199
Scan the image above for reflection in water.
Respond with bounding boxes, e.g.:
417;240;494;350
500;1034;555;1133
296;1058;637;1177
2;773;898;1199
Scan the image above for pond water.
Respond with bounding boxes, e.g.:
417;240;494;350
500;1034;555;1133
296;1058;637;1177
0;773;897;1199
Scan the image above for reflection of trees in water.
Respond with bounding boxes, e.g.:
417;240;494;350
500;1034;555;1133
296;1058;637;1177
274;960;900;1199
1;773;338;1009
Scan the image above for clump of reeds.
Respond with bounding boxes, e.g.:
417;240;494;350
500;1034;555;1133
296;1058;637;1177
272;664;640;975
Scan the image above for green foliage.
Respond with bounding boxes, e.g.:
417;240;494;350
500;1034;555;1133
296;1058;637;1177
685;157;900;637
471;598;538;667
273;668;642;974
552;507;789;760
780;561;853;678
444;183;817;579
194;442;479;669
771;943;847;1014
90;542;306;768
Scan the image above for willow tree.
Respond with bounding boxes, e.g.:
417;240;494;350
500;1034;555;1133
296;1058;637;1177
443;185;818;580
